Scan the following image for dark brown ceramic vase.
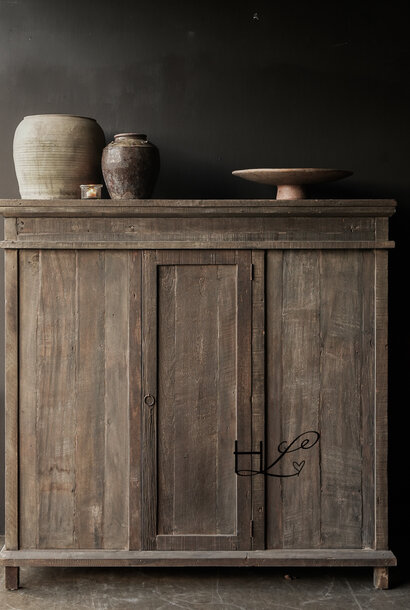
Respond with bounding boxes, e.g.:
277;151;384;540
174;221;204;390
102;133;160;199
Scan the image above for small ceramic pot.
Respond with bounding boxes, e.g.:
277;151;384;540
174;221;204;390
13;114;105;199
102;133;160;199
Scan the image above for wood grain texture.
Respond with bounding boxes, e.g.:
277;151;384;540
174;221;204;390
0;547;397;568
235;250;253;551
103;252;129;549
266;250;376;550
0;198;398;207
266;251;284;550
375;251;389;549
266;251;322;549
4;218;17;240
128;251;143;550
226;251;252;549
0;199;398;222
281;251;321;549
36;251;77;548
216;253;245;538
141;251;158;550
19;251;40;549
375;218;389;241
320;251;363;548
15;216;377;244
361;252;376;549
142;250;252;551
0;241;396;251
4;566;19;589
156;263;176;538
173;261;231;535
4;250;18;550
75;251;106;548
19;251;131;550
374;566;389;589
251;251;265;550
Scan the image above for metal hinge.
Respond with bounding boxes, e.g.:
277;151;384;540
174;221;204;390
250;264;254;280
250;519;254;538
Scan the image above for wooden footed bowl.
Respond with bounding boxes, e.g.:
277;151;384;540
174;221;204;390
232;168;353;199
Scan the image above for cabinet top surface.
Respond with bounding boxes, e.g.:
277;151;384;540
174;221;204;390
0;198;397;218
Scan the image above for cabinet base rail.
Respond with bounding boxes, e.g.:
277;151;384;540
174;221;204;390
2;548;396;591
0;547;396;567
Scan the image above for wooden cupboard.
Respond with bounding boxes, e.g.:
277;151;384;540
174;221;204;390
0;198;396;590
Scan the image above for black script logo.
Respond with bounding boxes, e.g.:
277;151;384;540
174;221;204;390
234;431;320;478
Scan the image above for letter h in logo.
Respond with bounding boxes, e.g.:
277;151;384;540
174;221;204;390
234;440;263;476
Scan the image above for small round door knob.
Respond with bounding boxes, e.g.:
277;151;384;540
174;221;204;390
144;394;156;407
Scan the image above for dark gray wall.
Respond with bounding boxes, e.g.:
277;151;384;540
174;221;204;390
0;0;409;562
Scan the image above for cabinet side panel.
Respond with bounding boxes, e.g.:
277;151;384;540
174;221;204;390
280;251;321;548
19;250;40;548
361;251;376;549
37;251;77;548
5;249;19;550
320;251;364;547
375;250;388;549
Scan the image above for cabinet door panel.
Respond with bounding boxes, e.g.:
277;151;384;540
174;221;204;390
19;250;133;549
266;250;375;549
141;251;252;550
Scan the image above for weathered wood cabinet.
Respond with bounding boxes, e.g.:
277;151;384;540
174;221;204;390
0;199;397;590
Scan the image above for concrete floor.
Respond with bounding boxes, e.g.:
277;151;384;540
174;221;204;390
1;543;410;609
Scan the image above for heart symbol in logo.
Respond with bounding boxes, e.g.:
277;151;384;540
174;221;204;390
293;461;305;475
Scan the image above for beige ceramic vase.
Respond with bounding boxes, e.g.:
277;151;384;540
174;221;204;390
13;114;105;199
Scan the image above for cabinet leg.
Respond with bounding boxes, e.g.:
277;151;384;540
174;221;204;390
373;567;389;589
5;566;19;590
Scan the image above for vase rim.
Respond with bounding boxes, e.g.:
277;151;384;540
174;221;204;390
23;114;96;121
114;133;147;139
